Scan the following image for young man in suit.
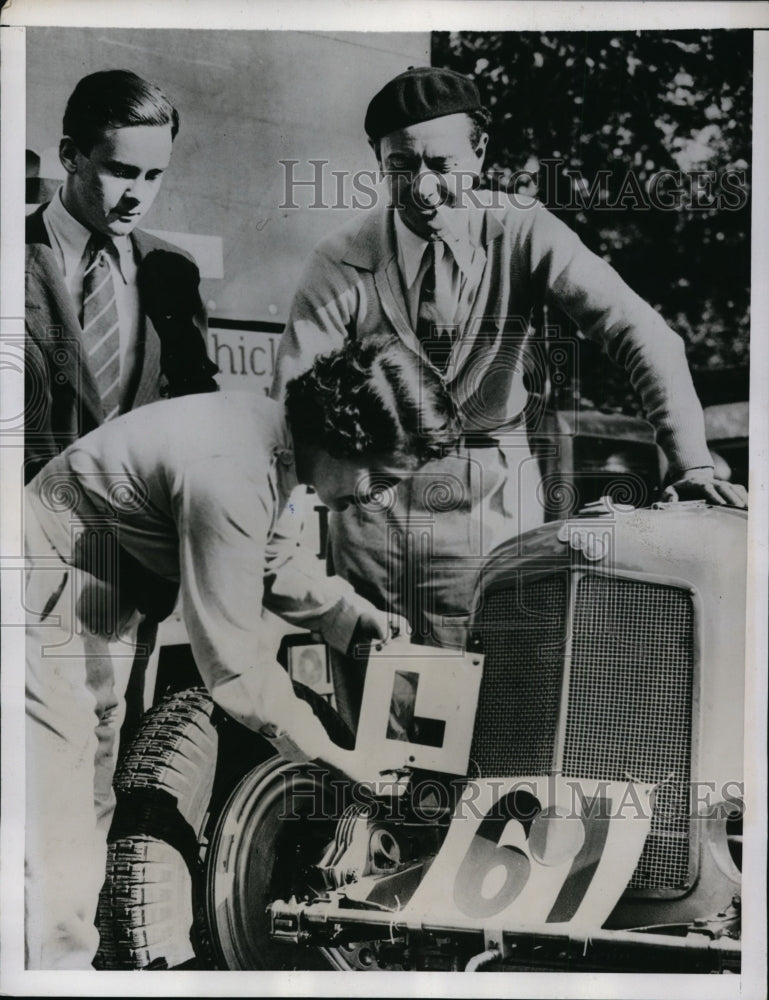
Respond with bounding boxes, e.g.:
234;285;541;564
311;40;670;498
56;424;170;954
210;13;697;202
25;69;218;482
272;66;747;649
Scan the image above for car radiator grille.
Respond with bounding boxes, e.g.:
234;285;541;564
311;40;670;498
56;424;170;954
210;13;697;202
470;575;568;776
470;572;694;893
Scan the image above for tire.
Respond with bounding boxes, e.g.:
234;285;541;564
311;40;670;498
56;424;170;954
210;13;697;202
94;684;353;970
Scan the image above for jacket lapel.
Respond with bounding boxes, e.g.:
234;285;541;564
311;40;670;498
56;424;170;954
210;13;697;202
342;203;507;374
25;242;105;424
450;207;505;374
343;208;425;357
124;229;162;409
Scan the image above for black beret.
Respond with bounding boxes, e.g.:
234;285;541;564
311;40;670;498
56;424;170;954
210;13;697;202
365;66;481;141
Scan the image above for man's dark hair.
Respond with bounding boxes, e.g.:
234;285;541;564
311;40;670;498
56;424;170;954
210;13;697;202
63;70;179;155
285;340;460;467
468;106;492;149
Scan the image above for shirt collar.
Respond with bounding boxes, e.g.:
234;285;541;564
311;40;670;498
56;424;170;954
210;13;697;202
44;187;133;282
393;207;478;287
44;188;92;275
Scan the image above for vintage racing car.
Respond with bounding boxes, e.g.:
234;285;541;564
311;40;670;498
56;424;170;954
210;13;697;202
94;494;746;974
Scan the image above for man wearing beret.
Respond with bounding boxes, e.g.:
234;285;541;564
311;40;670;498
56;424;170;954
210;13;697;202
272;65;747;650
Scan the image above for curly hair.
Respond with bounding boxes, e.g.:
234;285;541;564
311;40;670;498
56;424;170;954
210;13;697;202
285;341;460;468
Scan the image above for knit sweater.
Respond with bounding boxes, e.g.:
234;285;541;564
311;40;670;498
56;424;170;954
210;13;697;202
273;194;713;482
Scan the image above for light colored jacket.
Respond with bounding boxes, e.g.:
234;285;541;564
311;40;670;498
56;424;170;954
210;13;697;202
27;391;375;759
273;194;713;480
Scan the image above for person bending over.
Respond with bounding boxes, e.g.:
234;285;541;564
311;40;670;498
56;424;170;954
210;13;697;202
24;339;458;969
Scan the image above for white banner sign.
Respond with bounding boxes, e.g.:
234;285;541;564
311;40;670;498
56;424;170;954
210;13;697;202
404;775;654;931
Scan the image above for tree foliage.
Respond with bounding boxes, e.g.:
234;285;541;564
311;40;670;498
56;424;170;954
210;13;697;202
433;30;752;412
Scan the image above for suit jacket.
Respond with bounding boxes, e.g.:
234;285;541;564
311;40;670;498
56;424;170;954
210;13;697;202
25;203;219;483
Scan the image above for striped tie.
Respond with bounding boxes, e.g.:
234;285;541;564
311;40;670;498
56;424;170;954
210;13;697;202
82;236;121;420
